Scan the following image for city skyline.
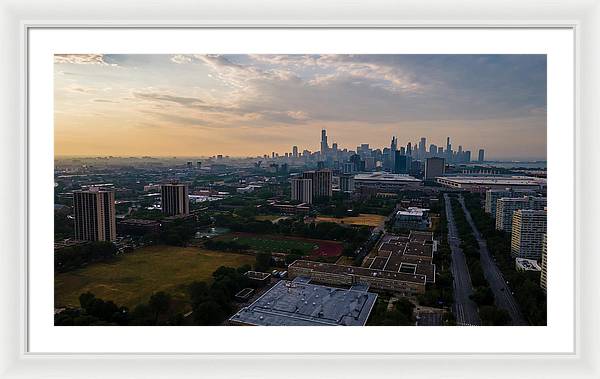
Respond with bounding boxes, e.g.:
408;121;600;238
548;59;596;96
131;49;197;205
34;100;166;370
55;54;547;160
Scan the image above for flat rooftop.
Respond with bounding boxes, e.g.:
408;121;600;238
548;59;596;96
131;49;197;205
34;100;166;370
354;173;421;183
437;175;546;186
229;280;377;326
291;260;427;285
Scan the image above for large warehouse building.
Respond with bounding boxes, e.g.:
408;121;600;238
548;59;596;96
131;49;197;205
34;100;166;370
288;260;427;296
229;279;378;326
436;175;546;191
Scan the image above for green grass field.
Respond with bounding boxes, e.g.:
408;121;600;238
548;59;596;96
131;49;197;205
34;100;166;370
54;245;255;309
219;234;317;254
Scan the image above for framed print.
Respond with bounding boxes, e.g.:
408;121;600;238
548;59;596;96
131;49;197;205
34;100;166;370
1;0;599;378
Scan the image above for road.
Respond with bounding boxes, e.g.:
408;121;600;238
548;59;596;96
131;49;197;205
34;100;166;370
458;195;528;326
444;194;481;326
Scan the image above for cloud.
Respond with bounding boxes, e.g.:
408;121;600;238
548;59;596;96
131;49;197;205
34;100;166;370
91;98;120;103
170;54;193;64
54;54;118;66
132;92;205;106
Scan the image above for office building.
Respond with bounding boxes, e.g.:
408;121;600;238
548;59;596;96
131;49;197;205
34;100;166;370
342;162;354;174
292;145;298;158
160;182;190;216
510;209;547;259
393;151;411;174
478;149;485;162
541;234;547;292
291;178;313;204
419;137;426;159
496;196;546;232
73;187;116;242
424;157;445;180
339;174;355;193
320;129;329;156
485;188;534;217
302;169;333;199
364;156;376;171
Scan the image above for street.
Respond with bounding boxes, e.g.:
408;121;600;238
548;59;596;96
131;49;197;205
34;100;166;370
444;194;481;326
458;195;528;326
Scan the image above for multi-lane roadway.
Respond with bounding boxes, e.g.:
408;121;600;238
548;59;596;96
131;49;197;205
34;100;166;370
458;195;528;325
444;194;481;326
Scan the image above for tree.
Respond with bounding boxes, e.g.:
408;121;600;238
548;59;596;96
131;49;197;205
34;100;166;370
193;300;226;325
470;286;495;306
130;304;155;325
479;305;511;326
79;292;96;311
149;291;171;324
255;252;272;272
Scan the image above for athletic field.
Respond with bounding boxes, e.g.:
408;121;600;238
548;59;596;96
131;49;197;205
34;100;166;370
54;245;254;309
315;213;386;227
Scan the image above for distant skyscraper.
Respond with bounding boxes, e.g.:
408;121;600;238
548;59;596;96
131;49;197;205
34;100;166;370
342;162;354;174
424;157;445;180
429;144;437;157
446;137;452;162
292;146;299;158
339;174;355;193
419;137;426;159
73;187;116;242
364;156;376;171
390;136;397;168
161;182;190;216
478;149;485;162
320;129;329;156
393;151;410;174
302;170;333;199
291;178;313;204
349;154;363;172
391;136;397;150
406;142;412;157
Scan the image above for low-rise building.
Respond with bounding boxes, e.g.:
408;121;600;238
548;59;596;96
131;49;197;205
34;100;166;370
288;260;427;296
354;172;422;192
436;175;546;191
229;279;377;326
394;207;430;231
515;257;542;272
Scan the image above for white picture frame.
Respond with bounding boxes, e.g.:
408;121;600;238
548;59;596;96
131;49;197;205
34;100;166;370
1;0;598;378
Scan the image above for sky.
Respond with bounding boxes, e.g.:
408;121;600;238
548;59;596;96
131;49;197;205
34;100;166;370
54;54;547;160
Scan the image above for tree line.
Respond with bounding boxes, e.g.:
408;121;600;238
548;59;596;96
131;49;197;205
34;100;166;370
417;194;454;315
462;193;547;326
450;197;511;326
55;263;256;326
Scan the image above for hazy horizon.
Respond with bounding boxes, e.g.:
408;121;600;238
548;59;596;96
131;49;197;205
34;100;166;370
54;54;547;160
